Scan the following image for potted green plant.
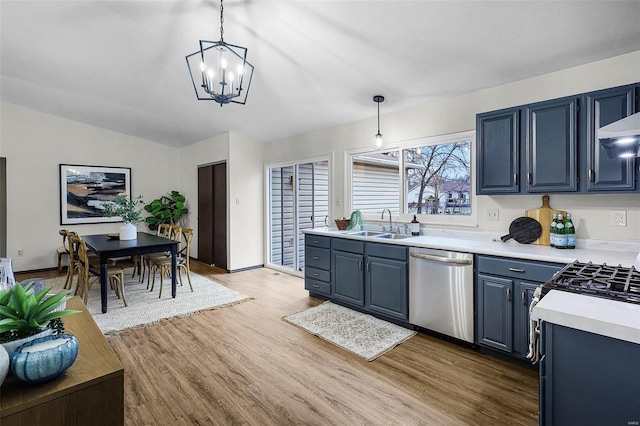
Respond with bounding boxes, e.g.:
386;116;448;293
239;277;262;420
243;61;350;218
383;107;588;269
0;282;80;358
144;190;188;231
103;194;145;240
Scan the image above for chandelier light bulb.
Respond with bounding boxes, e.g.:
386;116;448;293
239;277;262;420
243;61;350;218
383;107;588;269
200;62;205;72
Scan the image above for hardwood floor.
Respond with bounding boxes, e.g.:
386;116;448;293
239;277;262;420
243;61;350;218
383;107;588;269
17;262;539;425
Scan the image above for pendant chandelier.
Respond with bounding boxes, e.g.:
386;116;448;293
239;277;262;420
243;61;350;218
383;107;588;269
373;95;385;149
186;0;254;106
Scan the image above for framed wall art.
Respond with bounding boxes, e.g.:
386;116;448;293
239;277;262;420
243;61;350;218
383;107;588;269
60;164;132;225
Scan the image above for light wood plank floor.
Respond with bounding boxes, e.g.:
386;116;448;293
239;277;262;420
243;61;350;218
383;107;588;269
18;261;539;425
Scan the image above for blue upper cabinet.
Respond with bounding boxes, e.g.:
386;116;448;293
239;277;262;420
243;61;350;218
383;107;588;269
525;97;579;193
477;82;639;195
476;108;520;194
583;84;637;192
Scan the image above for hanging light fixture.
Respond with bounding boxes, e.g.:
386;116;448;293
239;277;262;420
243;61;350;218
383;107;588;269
373;95;385;149
186;0;254;106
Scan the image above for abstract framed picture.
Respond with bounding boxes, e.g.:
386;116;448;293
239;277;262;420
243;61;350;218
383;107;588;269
60;164;132;225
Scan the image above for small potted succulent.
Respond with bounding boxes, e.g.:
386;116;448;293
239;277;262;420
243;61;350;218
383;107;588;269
103;194;145;240
0;282;80;359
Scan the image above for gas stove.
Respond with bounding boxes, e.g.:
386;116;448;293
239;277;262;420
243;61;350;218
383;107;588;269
541;261;640;304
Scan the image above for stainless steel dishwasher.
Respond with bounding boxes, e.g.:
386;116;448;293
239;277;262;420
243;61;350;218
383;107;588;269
409;247;474;343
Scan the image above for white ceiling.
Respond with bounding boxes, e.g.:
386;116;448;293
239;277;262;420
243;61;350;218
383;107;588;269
1;1;639;148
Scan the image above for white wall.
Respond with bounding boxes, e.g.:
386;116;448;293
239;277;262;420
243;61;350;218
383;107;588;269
264;51;640;243
179;131;264;271
179;132;229;262
0;102;179;271
228;132;264;270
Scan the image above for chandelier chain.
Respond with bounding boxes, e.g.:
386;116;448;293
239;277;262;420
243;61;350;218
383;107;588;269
219;0;224;41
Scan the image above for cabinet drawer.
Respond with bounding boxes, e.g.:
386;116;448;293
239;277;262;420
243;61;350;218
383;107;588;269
305;234;331;249
305;266;330;283
305;278;331;296
366;242;408;261
331;238;364;254
305;247;330;270
476;255;564;282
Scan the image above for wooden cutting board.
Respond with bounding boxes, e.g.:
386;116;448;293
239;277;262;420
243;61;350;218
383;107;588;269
525;195;567;246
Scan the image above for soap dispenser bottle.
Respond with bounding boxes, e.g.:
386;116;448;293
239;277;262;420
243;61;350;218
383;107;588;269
410;215;420;236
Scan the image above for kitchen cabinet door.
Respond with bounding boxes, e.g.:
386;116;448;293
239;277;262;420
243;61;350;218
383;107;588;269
476;108;520;194
365;256;408;320
583;84;636;192
476;274;513;352
524;97;578;193
514;281;539;358
332;250;364;306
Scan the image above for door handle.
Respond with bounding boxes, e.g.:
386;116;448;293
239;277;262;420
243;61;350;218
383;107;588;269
312;272;319;277
513;174;518;185
527;173;532;185
359;260;363;271
521;291;526;305
313;256;319;260
509;267;525;273
588;168;593;182
507;288;511;302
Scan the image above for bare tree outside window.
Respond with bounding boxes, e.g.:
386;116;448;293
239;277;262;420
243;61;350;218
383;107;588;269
405;141;471;216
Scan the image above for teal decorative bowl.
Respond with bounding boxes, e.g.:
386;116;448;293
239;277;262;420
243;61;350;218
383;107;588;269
10;334;78;383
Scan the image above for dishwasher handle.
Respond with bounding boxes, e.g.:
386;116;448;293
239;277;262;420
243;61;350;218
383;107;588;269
410;252;472;265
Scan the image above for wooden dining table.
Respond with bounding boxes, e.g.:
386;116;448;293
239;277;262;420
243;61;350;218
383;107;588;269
83;232;178;313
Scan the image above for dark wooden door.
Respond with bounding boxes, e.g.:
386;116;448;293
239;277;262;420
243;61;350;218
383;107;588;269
197;163;227;270
197;166;214;265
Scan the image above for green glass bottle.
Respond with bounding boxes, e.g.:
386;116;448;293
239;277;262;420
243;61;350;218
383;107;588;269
565;213;575;249
555;214;566;249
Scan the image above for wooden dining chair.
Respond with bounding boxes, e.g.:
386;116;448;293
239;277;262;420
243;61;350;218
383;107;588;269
140;223;172;286
72;234;128;307
150;227;193;298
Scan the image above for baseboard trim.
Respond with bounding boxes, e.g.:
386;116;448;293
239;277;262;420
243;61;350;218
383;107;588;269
229;264;264;273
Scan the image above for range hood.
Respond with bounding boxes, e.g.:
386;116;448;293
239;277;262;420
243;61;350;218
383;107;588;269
598;112;640;158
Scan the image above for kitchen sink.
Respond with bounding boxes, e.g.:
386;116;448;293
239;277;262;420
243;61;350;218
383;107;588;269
347;231;386;237
374;233;414;240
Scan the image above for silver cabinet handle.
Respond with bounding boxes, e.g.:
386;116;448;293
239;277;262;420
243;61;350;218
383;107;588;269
507;288;511;302
509;267;525;273
312;284;320;288
588;168;593;182
521;291;526;305
313;240;319;244
312;272;319;277
359;260;363;271
313;256;319;260
514;174;518;185
410;252;472;265
367;261;370;272
527;173;532;185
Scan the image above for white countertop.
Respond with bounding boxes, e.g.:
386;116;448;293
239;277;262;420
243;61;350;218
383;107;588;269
304;227;639;267
533;290;640;344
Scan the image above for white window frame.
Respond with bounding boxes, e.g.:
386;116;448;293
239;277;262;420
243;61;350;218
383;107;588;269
346;130;477;228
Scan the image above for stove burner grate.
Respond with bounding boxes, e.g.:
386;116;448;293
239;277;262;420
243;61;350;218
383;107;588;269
543;261;640;304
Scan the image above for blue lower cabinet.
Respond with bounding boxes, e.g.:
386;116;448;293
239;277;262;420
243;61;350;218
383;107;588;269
366;256;408;320
540;323;640;425
332;250;365;306
304;235;410;324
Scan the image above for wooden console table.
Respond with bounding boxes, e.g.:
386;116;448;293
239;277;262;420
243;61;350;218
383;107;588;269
0;297;124;425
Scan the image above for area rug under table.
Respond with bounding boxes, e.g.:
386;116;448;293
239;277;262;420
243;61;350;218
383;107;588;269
44;272;250;334
283;301;417;361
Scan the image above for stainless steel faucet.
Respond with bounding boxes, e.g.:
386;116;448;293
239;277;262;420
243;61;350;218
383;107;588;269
381;208;392;232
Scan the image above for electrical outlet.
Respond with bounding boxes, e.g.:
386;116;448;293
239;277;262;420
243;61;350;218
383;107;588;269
611;210;627;227
17;249;23;257
486;208;499;221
